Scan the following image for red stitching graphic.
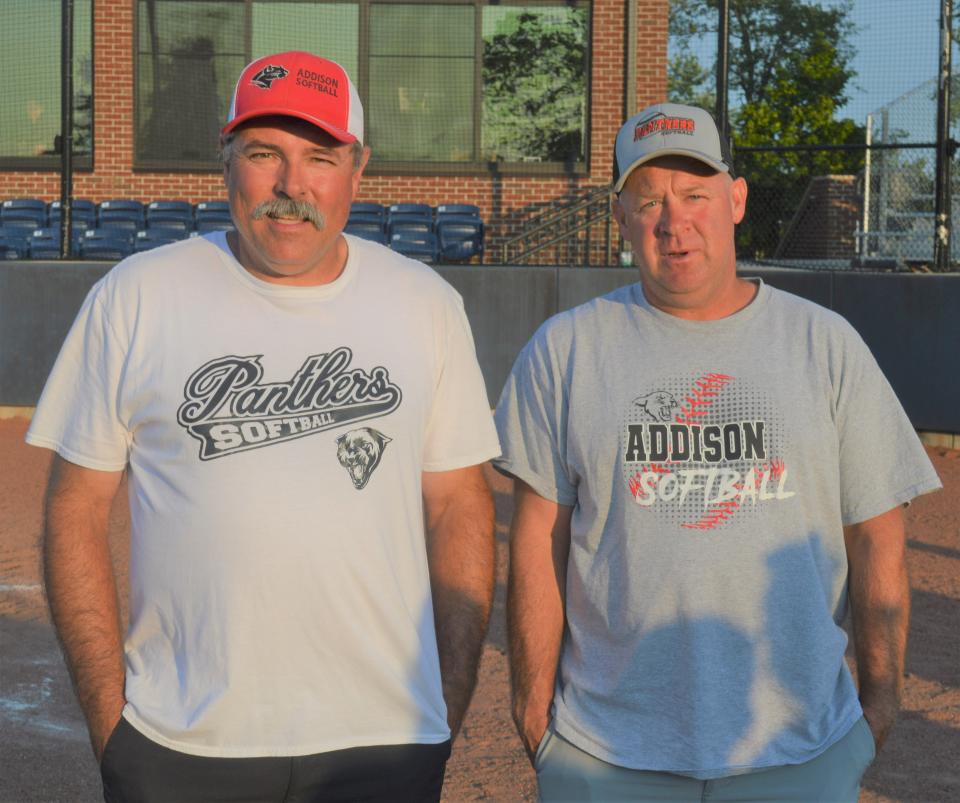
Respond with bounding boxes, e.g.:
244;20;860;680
680;460;785;531
674;373;733;426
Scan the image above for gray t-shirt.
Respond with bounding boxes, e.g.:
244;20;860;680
494;280;941;779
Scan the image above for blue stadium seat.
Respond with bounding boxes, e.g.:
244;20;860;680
350;202;386;223
195;219;234;233
388;214;433;239
437;216;485;263
98;199;146;229
27;227;83;259
97;219;140;237
146;200;194;232
1;199;47;230
194;201;233;232
390;230;438;263
134;228;185;252
436;204;481;219
388;203;433;220
0;228;29;259
79;229;134;260
48;199;96;229
346;221;388;245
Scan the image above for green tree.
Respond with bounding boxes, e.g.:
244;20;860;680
669;0;865;257
483;9;587;163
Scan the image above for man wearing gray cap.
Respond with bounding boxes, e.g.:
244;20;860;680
29;51;499;802
495;102;940;801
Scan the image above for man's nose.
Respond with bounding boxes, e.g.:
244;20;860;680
654;201;685;237
274;159;307;198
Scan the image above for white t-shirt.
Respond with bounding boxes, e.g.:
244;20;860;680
27;232;501;757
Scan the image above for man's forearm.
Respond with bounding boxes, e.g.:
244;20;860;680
423;466;495;740
507;483;572;761
43;457;126;760
844;506;910;751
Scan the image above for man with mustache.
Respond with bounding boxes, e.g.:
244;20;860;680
495;102;941;801
28;51;500;802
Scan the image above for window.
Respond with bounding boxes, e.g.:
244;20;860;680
135;0;588;172
0;0;94;169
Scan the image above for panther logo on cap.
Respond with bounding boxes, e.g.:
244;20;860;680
251;65;289;89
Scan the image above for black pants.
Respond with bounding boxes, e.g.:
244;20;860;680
100;718;451;803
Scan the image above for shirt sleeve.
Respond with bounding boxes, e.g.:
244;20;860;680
493;323;578;506
25;278;132;470
833;325;942;525
421;292;500;472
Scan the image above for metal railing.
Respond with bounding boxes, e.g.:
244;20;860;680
499;184;617;266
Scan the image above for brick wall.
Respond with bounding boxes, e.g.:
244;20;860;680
0;0;668;264
775;175;860;260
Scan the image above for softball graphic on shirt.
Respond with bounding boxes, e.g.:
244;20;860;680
621;373;795;530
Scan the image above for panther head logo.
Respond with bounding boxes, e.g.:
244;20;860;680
251;65;289;89
634;390;680;422
336;428;391;490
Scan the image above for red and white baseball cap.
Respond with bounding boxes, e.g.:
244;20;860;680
222;51;363;144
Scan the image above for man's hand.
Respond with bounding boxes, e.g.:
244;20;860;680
42;455;127;762
507;481;572;765
844;505;910;753
422;464;495;741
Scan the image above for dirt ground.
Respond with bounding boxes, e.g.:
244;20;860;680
1;414;957;802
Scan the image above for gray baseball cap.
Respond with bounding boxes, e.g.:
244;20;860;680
613;102;735;192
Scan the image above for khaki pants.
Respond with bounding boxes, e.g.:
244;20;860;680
535;716;876;803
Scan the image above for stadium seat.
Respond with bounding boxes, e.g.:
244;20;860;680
98;199;146;229
1;199;47;230
97;219;141;237
134;228;185;252
28;240;63;259
47;199;96;229
146;200;194;232
27;227;83;259
437;216;485;262
435;204;481;220
79;229;134;260
388;203;433;220
0;229;29;259
195;219;234;234
350;202;386;223
345;221;388;245
390;230;438;263
388;214;433;239
194;201;233;232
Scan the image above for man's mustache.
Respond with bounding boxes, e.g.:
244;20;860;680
251;198;325;230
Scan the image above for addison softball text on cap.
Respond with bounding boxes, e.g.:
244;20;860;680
222;51;364;144
613;102;734;192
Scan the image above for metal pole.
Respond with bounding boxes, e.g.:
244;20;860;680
862;114;873;257
879;110;890;249
624;0;637;119
59;0;75;259
716;0;730;140
934;0;953;271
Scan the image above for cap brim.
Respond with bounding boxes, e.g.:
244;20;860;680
614;149;730;193
221;108;357;143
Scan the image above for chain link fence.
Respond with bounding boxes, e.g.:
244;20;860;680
668;0;958;271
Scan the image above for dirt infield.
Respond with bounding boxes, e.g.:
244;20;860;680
1;414;957;802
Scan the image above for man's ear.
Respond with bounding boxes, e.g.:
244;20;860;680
730;177;748;225
351;146;372;198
